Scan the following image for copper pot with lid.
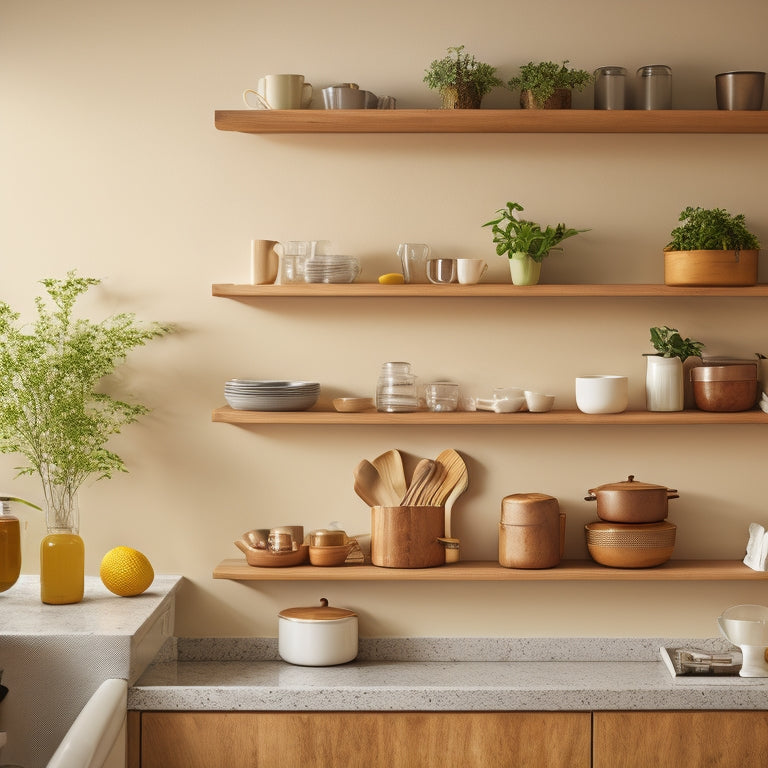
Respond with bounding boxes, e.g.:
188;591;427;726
585;475;678;523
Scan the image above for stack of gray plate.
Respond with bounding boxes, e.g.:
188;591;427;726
224;380;320;411
303;255;360;284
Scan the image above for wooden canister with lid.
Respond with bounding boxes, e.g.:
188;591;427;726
499;493;563;569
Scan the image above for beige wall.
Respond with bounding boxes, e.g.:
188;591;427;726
2;0;767;638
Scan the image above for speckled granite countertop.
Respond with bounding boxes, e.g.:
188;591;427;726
129;636;768;712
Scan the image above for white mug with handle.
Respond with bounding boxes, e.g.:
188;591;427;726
457;258;488;285
243;74;313;110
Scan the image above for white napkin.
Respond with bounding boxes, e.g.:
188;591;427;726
743;522;768;571
760;391;768;414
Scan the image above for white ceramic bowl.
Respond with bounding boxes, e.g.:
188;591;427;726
575;375;628;414
524;391;555;413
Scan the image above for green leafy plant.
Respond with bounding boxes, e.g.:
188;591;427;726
483;201;589;262
424;45;502;108
507;60;592;107
648;326;704;361
664;206;760;251
0;271;170;527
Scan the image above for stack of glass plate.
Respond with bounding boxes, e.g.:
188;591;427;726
224;380;320;411
303;255;360;284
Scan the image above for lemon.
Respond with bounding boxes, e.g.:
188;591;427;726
378;273;405;284
100;546;154;597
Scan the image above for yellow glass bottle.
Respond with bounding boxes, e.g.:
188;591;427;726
0;499;21;593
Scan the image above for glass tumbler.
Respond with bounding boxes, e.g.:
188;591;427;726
636;65;672;109
376;362;419;413
425;382;460;412
594;66;627;109
398;243;431;284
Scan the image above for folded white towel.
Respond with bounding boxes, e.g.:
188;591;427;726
744;522;768;571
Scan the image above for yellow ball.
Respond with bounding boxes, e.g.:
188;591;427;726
100;546;154;597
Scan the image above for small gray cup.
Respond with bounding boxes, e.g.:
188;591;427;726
716;71;765;110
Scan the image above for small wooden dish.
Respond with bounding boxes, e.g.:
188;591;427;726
333;397;375;413
309;544;355;566
242;545;309;568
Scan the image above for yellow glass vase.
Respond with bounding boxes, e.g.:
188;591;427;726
40;481;84;605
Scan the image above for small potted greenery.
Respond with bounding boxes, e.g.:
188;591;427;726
663;206;761;286
507;60;592;109
483;201;588;285
0;271;170;603
424;45;502;109
645;326;704;412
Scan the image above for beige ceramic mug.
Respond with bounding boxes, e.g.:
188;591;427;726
457;258;488;284
250;239;280;285
243;74;313;109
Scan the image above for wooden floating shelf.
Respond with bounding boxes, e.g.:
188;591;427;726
213;559;767;582
214;109;768;135
213;283;768;299
212;407;767;426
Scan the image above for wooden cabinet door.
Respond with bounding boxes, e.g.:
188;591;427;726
139;711;590;768
593;711;768;768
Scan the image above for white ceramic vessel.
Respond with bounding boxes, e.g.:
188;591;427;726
575;375;628;414
278;598;358;666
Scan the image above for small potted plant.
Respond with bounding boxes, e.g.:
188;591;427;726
507;60;592;109
423;45;502;109
663;205;760;286
645;326;704;412
482;201;588;285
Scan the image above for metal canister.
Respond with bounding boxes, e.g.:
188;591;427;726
499;493;563;569
594;66;627;109
636;65;672;109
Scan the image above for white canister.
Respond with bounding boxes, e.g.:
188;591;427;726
278;598;358;666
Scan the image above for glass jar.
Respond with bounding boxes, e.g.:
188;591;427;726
594;66;627;109
636;65;672;110
0;499;21;593
376;362;419;413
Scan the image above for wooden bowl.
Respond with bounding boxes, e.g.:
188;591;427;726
309;544;354;567
333;397;374;413
585;521;676;568
242;544;309;568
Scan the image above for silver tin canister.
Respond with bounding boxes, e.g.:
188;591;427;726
594;66;627;109
636;65;672;109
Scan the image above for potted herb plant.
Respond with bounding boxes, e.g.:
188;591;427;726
507;60;592;109
424;45;502;109
483;201;588;285
0;271;170;604
645;325;704;412
664;206;760;286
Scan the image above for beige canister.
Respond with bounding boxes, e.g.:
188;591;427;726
499;493;562;569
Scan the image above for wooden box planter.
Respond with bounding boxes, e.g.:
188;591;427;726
664;249;758;286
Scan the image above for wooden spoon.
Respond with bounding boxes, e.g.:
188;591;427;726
431;449;467;507
400;458;435;506
438;451;468;537
354;459;394;507
371;449;407;502
414;459;447;506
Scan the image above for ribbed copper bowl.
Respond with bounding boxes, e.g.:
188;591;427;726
585;520;676;568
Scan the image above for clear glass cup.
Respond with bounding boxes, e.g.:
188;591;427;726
636;65;672;110
425;382;460;412
376;361;419;413
426;259;457;284
594;66;627;110
397;243;431;283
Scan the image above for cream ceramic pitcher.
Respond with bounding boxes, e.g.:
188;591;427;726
243;74;313;109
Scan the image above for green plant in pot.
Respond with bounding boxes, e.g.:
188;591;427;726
0;271;171;604
507;60;592;109
483;201;589;285
663;206;761;286
645;325;704;412
424;45;502;109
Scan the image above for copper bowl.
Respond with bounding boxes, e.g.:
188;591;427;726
585;520;676;568
691;365;758;412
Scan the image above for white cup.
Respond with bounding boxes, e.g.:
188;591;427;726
575;375;629;414
457;258;488;285
243;74;313;110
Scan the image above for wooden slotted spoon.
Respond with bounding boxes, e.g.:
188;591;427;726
434;450;468;537
371;449;407;503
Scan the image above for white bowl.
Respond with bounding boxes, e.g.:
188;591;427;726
575;375;628;414
524;391;555;413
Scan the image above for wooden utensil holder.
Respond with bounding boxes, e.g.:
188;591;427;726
371;506;445;568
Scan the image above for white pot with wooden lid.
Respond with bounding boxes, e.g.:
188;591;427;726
278;597;358;666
